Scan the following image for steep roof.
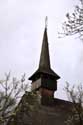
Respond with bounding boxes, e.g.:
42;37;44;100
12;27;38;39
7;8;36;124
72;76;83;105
7;92;73;125
39;27;50;70
29;27;60;80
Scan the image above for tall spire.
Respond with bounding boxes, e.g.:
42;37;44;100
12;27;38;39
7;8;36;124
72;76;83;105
39;24;51;70
29;18;60;80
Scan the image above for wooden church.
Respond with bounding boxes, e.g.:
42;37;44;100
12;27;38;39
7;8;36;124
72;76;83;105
8;21;73;125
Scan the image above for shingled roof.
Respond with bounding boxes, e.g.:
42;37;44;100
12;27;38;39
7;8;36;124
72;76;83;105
7;92;73;125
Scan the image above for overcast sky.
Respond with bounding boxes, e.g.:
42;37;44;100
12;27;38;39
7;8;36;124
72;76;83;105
0;0;83;100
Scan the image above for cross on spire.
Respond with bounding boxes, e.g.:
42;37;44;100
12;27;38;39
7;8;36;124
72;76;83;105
45;16;48;29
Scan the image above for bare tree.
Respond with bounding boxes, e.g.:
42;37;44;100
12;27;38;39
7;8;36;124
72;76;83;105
0;72;29;125
65;82;83;125
60;0;83;40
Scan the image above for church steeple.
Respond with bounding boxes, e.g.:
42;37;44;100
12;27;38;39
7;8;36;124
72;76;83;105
39;27;50;70
29;20;60;105
29;26;60;80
